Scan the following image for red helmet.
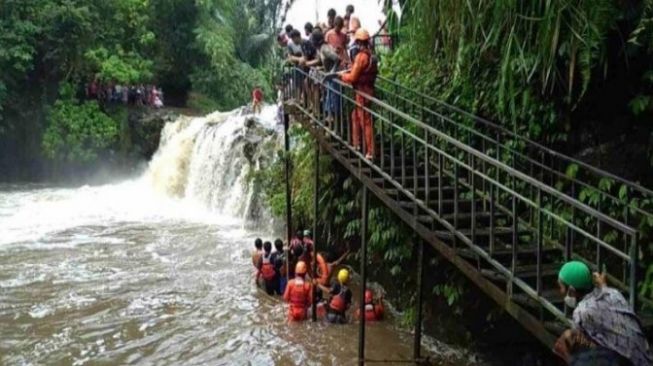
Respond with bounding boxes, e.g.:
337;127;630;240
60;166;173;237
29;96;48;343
364;290;373;304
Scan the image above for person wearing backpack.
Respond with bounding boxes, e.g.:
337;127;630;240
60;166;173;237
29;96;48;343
257;241;278;295
339;29;378;160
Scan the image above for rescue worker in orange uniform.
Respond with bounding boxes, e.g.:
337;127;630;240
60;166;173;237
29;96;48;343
318;269;353;324
283;261;314;321
355;289;385;321
257;241;278;295
339;28;378;160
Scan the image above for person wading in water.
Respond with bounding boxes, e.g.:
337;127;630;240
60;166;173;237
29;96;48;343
283;261;313;322
318;268;352;324
257;241;278;295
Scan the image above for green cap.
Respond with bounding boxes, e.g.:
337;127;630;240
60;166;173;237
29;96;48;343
303;229;312;237
558;261;592;290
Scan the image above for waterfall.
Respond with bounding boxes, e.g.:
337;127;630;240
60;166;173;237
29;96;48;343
146;105;281;224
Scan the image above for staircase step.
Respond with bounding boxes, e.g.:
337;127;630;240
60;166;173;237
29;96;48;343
514;263;563;278
396;198;475;211
480;263;562;281
512;289;564;309
456;245;561;259
435;227;523;240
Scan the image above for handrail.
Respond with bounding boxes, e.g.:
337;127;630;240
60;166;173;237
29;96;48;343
377;76;653;199
295;99;572;325
329;74;637;235
374;81;653;224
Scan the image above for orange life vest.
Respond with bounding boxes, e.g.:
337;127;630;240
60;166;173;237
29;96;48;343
329;286;349;314
354;49;378;89
364;303;378;321
260;253;276;281
288;277;310;320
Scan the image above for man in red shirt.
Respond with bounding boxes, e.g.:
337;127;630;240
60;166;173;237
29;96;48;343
252;87;263;114
325;16;350;66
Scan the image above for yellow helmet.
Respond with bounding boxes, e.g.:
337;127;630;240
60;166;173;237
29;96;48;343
337;269;350;284
354;28;370;42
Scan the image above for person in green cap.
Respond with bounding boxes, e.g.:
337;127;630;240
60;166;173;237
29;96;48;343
554;261;651;366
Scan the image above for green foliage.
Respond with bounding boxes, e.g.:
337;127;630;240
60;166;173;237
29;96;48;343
85;47;153;84
42;83;118;163
1;0;283;178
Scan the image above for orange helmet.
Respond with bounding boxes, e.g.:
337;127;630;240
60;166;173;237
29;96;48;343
354;28;370;42
364;290;373;304
295;261;307;275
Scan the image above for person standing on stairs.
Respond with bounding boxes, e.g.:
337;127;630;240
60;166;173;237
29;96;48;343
339;28;378;160
553;261;652;366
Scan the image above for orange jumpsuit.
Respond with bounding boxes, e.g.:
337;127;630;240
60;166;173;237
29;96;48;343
341;49;375;157
283;276;313;321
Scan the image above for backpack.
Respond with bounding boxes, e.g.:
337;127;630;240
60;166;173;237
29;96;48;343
260;253;276;281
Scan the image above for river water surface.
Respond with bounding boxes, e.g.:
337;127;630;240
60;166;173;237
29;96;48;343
0;107;479;365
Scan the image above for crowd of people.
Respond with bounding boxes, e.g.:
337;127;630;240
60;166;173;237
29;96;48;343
278;4;379;160
85;77;164;108
251;231;384;324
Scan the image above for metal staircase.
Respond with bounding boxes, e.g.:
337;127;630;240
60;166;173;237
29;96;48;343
282;65;650;361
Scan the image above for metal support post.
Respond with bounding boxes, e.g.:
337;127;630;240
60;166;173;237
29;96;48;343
312;143;320;321
358;187;369;366
284;113;292;282
414;239;425;361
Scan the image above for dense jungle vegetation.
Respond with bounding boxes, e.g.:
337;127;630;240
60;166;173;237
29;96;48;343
0;0;282;180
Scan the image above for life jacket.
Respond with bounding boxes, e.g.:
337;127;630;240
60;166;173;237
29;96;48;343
354;49;378;89
316;254;329;286
288;277;310;320
364;303;378;321
260;252;276;281
329;286;349;314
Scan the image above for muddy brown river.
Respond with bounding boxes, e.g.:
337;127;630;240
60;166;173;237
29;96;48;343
0;108;481;365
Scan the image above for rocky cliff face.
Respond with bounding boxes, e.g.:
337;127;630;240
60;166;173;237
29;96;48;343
128;108;179;160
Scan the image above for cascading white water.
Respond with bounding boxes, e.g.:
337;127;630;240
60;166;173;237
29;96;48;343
147;105;281;221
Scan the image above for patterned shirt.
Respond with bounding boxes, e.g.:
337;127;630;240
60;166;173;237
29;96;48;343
573;286;652;366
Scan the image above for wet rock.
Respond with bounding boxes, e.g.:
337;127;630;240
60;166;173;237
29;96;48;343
129;108;178;159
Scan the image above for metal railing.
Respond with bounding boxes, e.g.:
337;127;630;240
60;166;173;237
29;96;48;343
282;65;643;327
375;77;653;240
